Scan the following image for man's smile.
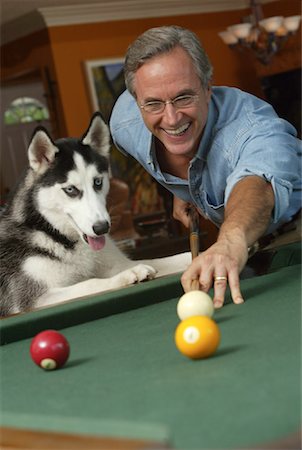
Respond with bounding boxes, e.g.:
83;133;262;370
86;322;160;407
163;122;191;136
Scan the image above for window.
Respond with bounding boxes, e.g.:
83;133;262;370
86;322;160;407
4;97;49;125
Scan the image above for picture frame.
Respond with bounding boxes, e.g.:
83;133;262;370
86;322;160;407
84;57;165;218
84;57;125;122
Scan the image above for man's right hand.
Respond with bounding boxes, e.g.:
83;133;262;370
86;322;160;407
172;196;192;228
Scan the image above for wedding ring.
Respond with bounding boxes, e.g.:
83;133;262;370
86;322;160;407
214;276;227;281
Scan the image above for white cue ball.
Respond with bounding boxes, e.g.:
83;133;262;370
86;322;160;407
177;291;214;320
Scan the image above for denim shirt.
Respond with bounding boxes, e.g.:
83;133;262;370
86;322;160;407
110;87;301;233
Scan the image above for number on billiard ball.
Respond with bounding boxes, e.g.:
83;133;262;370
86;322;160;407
175;316;220;359
177;290;214;320
30;330;70;370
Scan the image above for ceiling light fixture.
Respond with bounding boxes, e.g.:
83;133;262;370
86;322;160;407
218;0;301;65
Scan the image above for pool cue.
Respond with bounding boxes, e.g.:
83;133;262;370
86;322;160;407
188;208;200;291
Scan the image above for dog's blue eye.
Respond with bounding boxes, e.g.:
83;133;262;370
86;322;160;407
63;186;80;197
94;178;103;190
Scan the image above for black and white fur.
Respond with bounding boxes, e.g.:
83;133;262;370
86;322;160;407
0;113;191;316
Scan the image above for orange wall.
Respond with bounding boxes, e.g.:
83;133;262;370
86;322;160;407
1;0;301;138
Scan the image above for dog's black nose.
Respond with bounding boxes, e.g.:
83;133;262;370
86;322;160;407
93;221;110;236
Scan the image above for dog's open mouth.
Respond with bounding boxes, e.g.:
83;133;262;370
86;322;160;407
83;234;106;251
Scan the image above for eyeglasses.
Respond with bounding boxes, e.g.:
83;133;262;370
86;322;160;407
139;94;199;114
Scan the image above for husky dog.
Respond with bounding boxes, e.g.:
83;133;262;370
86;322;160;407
0;113;191;316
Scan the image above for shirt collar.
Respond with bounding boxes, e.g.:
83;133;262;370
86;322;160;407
195;98;217;161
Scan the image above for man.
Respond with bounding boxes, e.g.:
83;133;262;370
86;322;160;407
110;25;301;308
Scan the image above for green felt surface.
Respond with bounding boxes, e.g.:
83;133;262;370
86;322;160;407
268;241;301;271
1;261;301;449
1;242;300;346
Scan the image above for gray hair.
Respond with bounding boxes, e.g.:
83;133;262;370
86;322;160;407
124;25;213;98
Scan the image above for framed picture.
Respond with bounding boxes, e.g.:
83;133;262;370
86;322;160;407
84;58;125;122
84;58;164;217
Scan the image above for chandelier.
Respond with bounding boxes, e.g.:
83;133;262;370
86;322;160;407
218;0;301;65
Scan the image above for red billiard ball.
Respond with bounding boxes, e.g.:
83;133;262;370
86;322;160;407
30;330;70;370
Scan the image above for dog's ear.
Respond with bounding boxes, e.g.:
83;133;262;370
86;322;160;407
81;112;110;158
28;128;59;174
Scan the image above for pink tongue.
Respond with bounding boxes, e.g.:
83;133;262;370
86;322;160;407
87;235;106;251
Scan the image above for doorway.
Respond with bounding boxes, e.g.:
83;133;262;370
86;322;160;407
1;78;52;205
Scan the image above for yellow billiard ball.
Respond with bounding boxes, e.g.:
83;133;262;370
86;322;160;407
175;316;220;359
177;290;214;320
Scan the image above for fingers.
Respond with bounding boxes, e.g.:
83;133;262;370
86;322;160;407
181;258;245;308
213;272;244;308
227;270;244;305
190;279;200;291
181;263;202;293
212;276;228;309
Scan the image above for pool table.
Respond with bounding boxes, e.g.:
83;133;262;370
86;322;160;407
0;243;301;450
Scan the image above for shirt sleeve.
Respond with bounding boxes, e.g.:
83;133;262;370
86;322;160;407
224;116;301;224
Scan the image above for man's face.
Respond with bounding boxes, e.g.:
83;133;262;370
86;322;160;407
134;46;211;159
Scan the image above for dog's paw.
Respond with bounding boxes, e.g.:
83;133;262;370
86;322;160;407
131;264;157;282
113;264;157;287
